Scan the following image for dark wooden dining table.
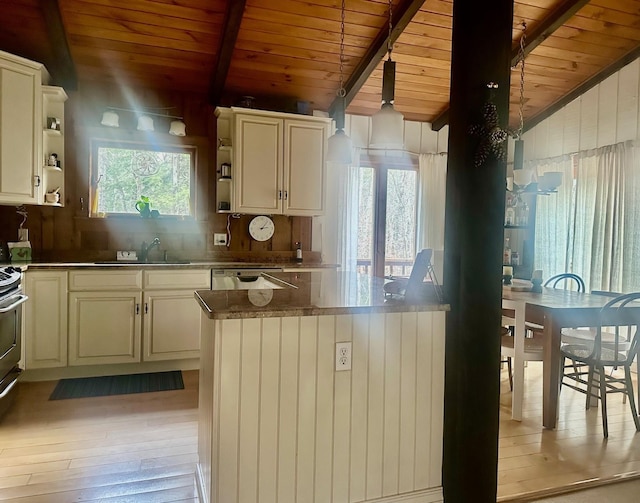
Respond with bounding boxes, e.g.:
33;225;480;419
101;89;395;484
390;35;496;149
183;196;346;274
502;287;639;429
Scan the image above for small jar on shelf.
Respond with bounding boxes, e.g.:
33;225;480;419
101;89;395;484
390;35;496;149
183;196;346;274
505;204;515;226
515;201;529;226
503;237;512;265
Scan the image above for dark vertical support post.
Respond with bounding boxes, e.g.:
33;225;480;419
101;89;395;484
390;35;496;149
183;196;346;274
442;1;513;502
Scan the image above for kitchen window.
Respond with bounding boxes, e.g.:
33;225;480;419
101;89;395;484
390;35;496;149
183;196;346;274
356;152;418;278
90;140;195;217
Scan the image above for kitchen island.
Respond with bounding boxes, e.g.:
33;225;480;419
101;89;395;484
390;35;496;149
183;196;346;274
195;270;448;503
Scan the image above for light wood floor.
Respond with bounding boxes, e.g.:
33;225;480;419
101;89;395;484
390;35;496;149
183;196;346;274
498;363;640;501
0;370;199;502
1;367;638;502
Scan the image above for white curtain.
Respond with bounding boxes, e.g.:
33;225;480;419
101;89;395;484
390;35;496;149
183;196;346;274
532;141;640;292
416;153;447;280
575;142;640;293
529;155;574;281
336;147;361;273
621;142;640;292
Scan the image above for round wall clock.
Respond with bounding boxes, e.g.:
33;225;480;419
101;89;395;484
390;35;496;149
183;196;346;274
248;288;274;307
248;215;275;241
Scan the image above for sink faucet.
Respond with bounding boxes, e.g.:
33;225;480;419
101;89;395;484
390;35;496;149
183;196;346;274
140;237;161;263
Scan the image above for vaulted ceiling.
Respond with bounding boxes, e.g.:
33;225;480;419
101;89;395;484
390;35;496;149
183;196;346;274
2;0;640;132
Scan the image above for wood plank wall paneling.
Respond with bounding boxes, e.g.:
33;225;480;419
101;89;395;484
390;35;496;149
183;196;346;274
523;57;640;160
0;80;315;263
344;113;449;154
201;311;446;503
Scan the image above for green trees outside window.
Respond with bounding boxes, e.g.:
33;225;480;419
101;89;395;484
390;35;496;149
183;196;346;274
92;142;194;217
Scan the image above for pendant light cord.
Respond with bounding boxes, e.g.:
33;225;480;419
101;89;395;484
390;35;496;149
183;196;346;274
338;0;346;98
387;0;393;60
517;21;526;140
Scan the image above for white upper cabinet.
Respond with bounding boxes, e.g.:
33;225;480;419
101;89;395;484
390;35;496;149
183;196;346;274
215;107;330;216
283;119;327;215
234;113;283;214
0;50;46;205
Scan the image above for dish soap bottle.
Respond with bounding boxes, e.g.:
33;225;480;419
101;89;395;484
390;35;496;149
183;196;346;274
295;242;303;263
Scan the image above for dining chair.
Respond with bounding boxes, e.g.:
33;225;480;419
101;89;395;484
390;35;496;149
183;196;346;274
561;290;628;347
500;326;513;390
560;292;640;438
500;318;544;392
544;273;586;292
532;273;587;345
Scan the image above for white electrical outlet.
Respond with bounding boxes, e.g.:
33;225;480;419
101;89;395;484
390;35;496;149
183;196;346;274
214;233;228;246
335;342;352;371
117;250;138;261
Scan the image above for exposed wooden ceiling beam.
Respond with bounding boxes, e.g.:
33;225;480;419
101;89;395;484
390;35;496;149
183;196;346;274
525;44;640;133
328;0;427;118
41;0;77;90
209;0;247;106
431;0;591;131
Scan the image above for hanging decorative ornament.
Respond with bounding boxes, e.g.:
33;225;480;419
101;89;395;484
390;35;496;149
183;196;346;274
469;82;509;167
512;21;527;171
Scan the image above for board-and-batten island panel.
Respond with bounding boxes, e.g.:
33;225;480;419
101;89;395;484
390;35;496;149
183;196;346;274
195;270;448;503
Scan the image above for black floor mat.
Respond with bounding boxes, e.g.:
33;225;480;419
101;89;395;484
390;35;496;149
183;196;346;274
49;370;184;400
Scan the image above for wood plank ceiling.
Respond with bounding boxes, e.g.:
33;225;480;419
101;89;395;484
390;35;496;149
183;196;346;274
1;0;640;131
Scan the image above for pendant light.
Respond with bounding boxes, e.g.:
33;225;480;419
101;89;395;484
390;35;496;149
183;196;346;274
370;0;404;149
327;0;353;164
100;107;187;136
511;22;561;194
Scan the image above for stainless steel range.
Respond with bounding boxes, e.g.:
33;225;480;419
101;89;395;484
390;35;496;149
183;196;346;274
0;266;27;419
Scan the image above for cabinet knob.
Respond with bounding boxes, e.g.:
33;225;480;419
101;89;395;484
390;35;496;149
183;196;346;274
144;303;149;314
34;175;41;187
278;190;282;200
135;303;140;315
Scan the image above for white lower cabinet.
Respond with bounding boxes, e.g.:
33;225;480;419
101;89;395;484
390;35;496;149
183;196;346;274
23;268;209;371
24;271;68;369
142;269;210;362
143;291;201;361
68;290;142;365
63;268;208;368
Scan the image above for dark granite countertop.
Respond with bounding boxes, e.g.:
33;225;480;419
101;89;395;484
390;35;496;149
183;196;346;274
21;261;338;271
195;270;448;319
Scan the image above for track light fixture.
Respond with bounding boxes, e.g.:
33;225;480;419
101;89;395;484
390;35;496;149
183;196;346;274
100;107;187;136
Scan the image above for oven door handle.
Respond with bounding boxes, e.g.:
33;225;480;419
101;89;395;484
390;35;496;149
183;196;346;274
0;374;19;399
0;294;28;313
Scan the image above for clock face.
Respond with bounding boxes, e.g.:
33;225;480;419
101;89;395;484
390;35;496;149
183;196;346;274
248;215;275;241
248;289;274;307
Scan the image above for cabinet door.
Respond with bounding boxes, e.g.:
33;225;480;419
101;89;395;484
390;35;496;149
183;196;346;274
0;60;42;205
283;119;328;216
68;291;142;365
143;291;201;361
24;271;68;369
234;114;283;214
